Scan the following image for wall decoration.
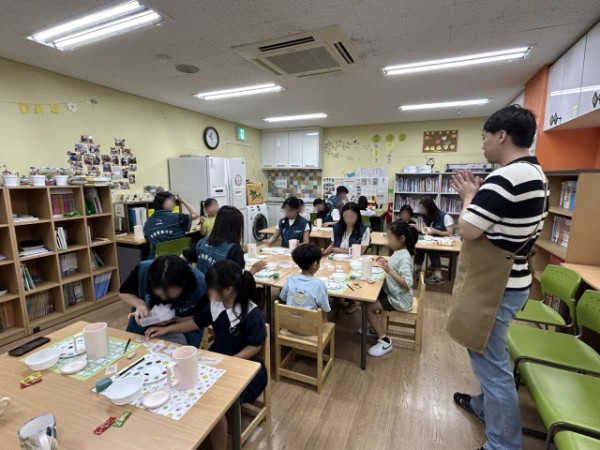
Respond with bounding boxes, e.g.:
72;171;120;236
371;143;380;163
371;134;381;143
322;139;358;161
423;130;458;153
322;177;389;206
399;133;407;142
2;98;96;115
266;169;322;197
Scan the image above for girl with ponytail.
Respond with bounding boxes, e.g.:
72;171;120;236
145;259;267;449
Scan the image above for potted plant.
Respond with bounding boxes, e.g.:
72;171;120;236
52;168;69;186
29;167;47;186
1;165;19;186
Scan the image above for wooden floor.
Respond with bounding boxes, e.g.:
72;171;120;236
88;281;548;450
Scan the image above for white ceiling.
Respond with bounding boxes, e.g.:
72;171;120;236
0;0;599;129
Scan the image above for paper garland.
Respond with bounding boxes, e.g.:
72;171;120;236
2;98;97;115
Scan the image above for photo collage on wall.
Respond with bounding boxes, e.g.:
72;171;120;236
66;135;137;189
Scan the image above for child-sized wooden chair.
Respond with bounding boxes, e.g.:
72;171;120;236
383;271;426;353
274;301;335;393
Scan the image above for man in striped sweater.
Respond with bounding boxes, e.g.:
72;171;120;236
450;105;547;450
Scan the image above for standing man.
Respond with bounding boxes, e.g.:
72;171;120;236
448;105;547;450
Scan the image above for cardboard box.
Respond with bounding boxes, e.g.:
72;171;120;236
246;183;264;205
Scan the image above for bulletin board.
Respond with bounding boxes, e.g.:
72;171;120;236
322;177;389;206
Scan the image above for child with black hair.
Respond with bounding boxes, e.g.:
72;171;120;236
146;259;267;450
364;220;418;357
266;196;310;247
328;185;349;210
399;204;416;225
313;198;340;227
358;195;375;217
199;197;219;237
281;243;330;323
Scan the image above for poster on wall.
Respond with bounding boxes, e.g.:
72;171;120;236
422;130;458;153
322;177;389;206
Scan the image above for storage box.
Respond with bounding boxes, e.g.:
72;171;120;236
246;183;264;205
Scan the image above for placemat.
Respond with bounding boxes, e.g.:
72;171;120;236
325;279;348;296
350;268;386;283
46;336;141;381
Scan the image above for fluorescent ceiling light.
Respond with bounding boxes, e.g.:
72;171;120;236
27;1;164;51
383;47;531;75
399;99;490;111
263;113;328;123
550;85;600;97
195;83;282;101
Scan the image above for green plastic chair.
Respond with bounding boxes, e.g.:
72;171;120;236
520;363;600;449
509;290;600;383
555;431;600;450
516;265;581;329
155;237;192;258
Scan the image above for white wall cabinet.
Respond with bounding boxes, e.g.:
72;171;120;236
579;22;600;117
558;38;586;124
544;57;564;130
261;129;322;169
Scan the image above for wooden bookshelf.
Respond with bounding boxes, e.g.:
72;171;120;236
0;185;120;349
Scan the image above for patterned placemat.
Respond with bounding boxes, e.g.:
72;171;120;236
43;336;141;381
325;279;348;296
349;268;386;283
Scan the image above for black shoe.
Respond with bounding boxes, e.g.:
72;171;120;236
454;392;485;423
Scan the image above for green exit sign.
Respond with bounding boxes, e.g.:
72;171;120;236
236;126;246;141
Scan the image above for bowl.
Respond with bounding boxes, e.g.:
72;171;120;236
350;260;362;271
24;348;61;371
332;272;347;282
105;377;143;405
333;254;351;261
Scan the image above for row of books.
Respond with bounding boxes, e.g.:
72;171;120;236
84;188;103;215
128;207;148;231
59;252;78;276
93;272;112;299
559;180;577;210
26;291;54;320
439;197;464;214
0;302;16;332
50;189;77;217
394;195;430;211
55;226;68;251
395;177;439;193
90;250;105;270
551;216;571;248
64;281;85;307
21;263;41;291
440;179;457;193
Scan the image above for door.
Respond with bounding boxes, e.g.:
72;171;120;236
207;157;228;204
261;133;275;168
274;132;289;168
226;158;247;210
544;57;564;130
559;37;586;124
302;130;321;168
580;22;600;117
168;156;209;212
288;131;303;168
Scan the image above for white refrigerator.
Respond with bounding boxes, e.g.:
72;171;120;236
168;155;248;241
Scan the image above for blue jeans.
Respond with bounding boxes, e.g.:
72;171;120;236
468;289;529;450
415;250;441;269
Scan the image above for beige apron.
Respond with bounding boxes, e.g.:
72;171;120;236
447;162;547;353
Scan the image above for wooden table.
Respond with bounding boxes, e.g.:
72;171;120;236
273;256;384;370
0;321;259;450
115;228;202;246
259;226;278;235
370;231;388;255
562;263;600;290
416;239;462;282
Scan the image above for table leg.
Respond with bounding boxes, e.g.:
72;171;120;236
229;398;242;450
265;286;272;326
361;301;367;370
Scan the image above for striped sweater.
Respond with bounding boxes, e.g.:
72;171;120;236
461;156;548;290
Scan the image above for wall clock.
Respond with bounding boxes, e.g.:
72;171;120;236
203;126;219;150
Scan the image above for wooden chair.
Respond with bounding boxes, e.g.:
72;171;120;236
241;324;271;444
200;325;214;350
383;271;426;353
274;301;335;393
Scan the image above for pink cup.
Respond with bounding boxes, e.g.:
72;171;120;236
83;322;109;359
247;243;257;257
168;346;198;391
351;244;361;260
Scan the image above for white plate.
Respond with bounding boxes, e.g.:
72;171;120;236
318;277;329;282
57;335;86;358
142;389;170;409
125;354;170;384
332;254;351;261
60;359;87;375
326;280;345;291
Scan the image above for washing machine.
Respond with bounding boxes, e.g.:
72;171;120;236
247;203;269;243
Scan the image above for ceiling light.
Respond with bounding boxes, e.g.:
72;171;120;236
383;47;531;75
27;1;164;51
195;83;282;101
263;113;328;123
550;85;600;96
399;99;490;111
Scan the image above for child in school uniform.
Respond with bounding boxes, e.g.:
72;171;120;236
199;198;218;237
364;220;418;357
280;243;330;328
146;259;267;449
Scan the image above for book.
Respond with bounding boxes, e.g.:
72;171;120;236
26;291;54;320
63;281;85;307
56;226;68;251
0;288;7;296
90;250;105;270
551;216;571;248
0;302;16;331
559;180;577;210
59;252;78;276
50;189;76;217
21;264;36;291
84;188;103;215
93;272;112;299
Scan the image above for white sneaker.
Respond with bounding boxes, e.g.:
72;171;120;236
357;327;378;338
425;274;445;285
368;338;393;357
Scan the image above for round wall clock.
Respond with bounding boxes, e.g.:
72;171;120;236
203;126;219;150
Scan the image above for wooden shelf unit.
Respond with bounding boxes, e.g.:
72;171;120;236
530;170;600;298
0;186;120;349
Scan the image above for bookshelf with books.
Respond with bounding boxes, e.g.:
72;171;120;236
530;170;600;301
49;187;84;219
0;185;120;350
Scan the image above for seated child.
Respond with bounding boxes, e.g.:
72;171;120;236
146;259;267;450
365;220;418;357
280;243;330;330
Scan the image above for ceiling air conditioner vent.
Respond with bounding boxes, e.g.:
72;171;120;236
233;25;362;78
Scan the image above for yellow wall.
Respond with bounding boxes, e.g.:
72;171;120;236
322;118;487;181
0;57;265;194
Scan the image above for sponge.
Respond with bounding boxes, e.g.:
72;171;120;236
96;377;113;393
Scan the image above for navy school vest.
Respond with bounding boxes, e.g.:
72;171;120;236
278;215;309;248
195;237;237;274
